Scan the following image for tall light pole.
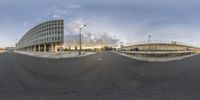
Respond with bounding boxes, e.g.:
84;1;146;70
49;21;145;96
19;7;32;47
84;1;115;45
148;35;151;51
15;38;18;50
79;24;87;55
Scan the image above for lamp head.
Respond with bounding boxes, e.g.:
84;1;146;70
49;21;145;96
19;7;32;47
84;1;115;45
80;24;87;29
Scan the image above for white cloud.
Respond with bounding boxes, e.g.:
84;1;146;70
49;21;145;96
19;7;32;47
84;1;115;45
52;14;61;19
23;22;28;27
59;4;82;9
46;4;81;19
67;4;81;9
64;32;121;48
66;18;86;33
36;18;43;22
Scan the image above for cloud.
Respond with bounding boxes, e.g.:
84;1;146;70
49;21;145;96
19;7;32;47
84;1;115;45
36;18;43;22
23;22;28;27
66;18;86;33
64;32;121;48
46;4;81;19
67;5;81;9
63;4;82;9
52;14;61;19
47;7;67;19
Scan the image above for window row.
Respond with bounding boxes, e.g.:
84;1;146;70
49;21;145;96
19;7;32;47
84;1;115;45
28;21;63;34
20;36;64;46
28;26;63;35
23;31;63;41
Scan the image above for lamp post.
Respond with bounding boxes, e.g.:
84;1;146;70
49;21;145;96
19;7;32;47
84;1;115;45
148;35;151;51
79;24;87;55
15;38;18;50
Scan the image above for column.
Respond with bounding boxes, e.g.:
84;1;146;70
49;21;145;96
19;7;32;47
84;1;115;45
38;45;40;52
29;47;31;52
54;44;57;52
59;43;62;52
44;44;46;52
31;46;33;52
34;45;36;52
51;43;54;52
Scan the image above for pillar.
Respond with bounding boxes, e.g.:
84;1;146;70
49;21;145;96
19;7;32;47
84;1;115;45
34;45;36;52
54;44;57;52
59;43;62;52
44;44;46;52
38;45;40;52
31;46;33;52
51;43;54;52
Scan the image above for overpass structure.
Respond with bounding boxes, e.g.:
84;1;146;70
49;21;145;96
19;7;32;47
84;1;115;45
16;19;64;52
122;41;199;51
121;41;200;57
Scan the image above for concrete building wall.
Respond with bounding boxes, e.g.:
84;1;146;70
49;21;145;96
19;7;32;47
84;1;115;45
16;19;64;52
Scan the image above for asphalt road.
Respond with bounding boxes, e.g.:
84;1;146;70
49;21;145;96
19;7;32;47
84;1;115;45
0;52;200;100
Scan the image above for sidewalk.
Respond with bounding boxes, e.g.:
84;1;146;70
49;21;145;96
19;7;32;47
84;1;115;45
14;51;96;59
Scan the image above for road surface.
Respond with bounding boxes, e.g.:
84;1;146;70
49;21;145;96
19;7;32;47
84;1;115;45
0;52;200;100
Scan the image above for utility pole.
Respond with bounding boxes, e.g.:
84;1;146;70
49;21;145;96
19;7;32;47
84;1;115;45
79;24;87;55
148;35;151;51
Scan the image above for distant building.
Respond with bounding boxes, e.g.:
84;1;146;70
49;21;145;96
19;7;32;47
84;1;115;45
0;48;5;52
5;47;16;52
16;19;64;52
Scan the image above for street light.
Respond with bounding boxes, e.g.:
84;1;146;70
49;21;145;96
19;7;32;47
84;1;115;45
148;35;151;50
79;24;87;55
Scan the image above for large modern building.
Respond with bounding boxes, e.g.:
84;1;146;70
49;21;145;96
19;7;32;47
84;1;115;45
16;19;64;52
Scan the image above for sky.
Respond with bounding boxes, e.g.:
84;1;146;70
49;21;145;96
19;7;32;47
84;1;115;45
0;0;200;48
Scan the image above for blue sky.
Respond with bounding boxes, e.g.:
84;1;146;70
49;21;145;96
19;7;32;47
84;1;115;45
0;0;200;47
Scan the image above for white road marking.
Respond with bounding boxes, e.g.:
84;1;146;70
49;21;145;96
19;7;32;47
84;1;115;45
97;58;102;61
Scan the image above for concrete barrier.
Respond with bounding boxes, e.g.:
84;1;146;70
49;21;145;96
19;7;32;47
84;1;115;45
121;51;194;57
114;51;198;62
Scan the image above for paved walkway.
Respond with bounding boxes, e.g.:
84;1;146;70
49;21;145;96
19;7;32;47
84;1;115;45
14;51;96;59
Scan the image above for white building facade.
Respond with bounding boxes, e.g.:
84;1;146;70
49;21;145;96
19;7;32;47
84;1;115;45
16;19;64;52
